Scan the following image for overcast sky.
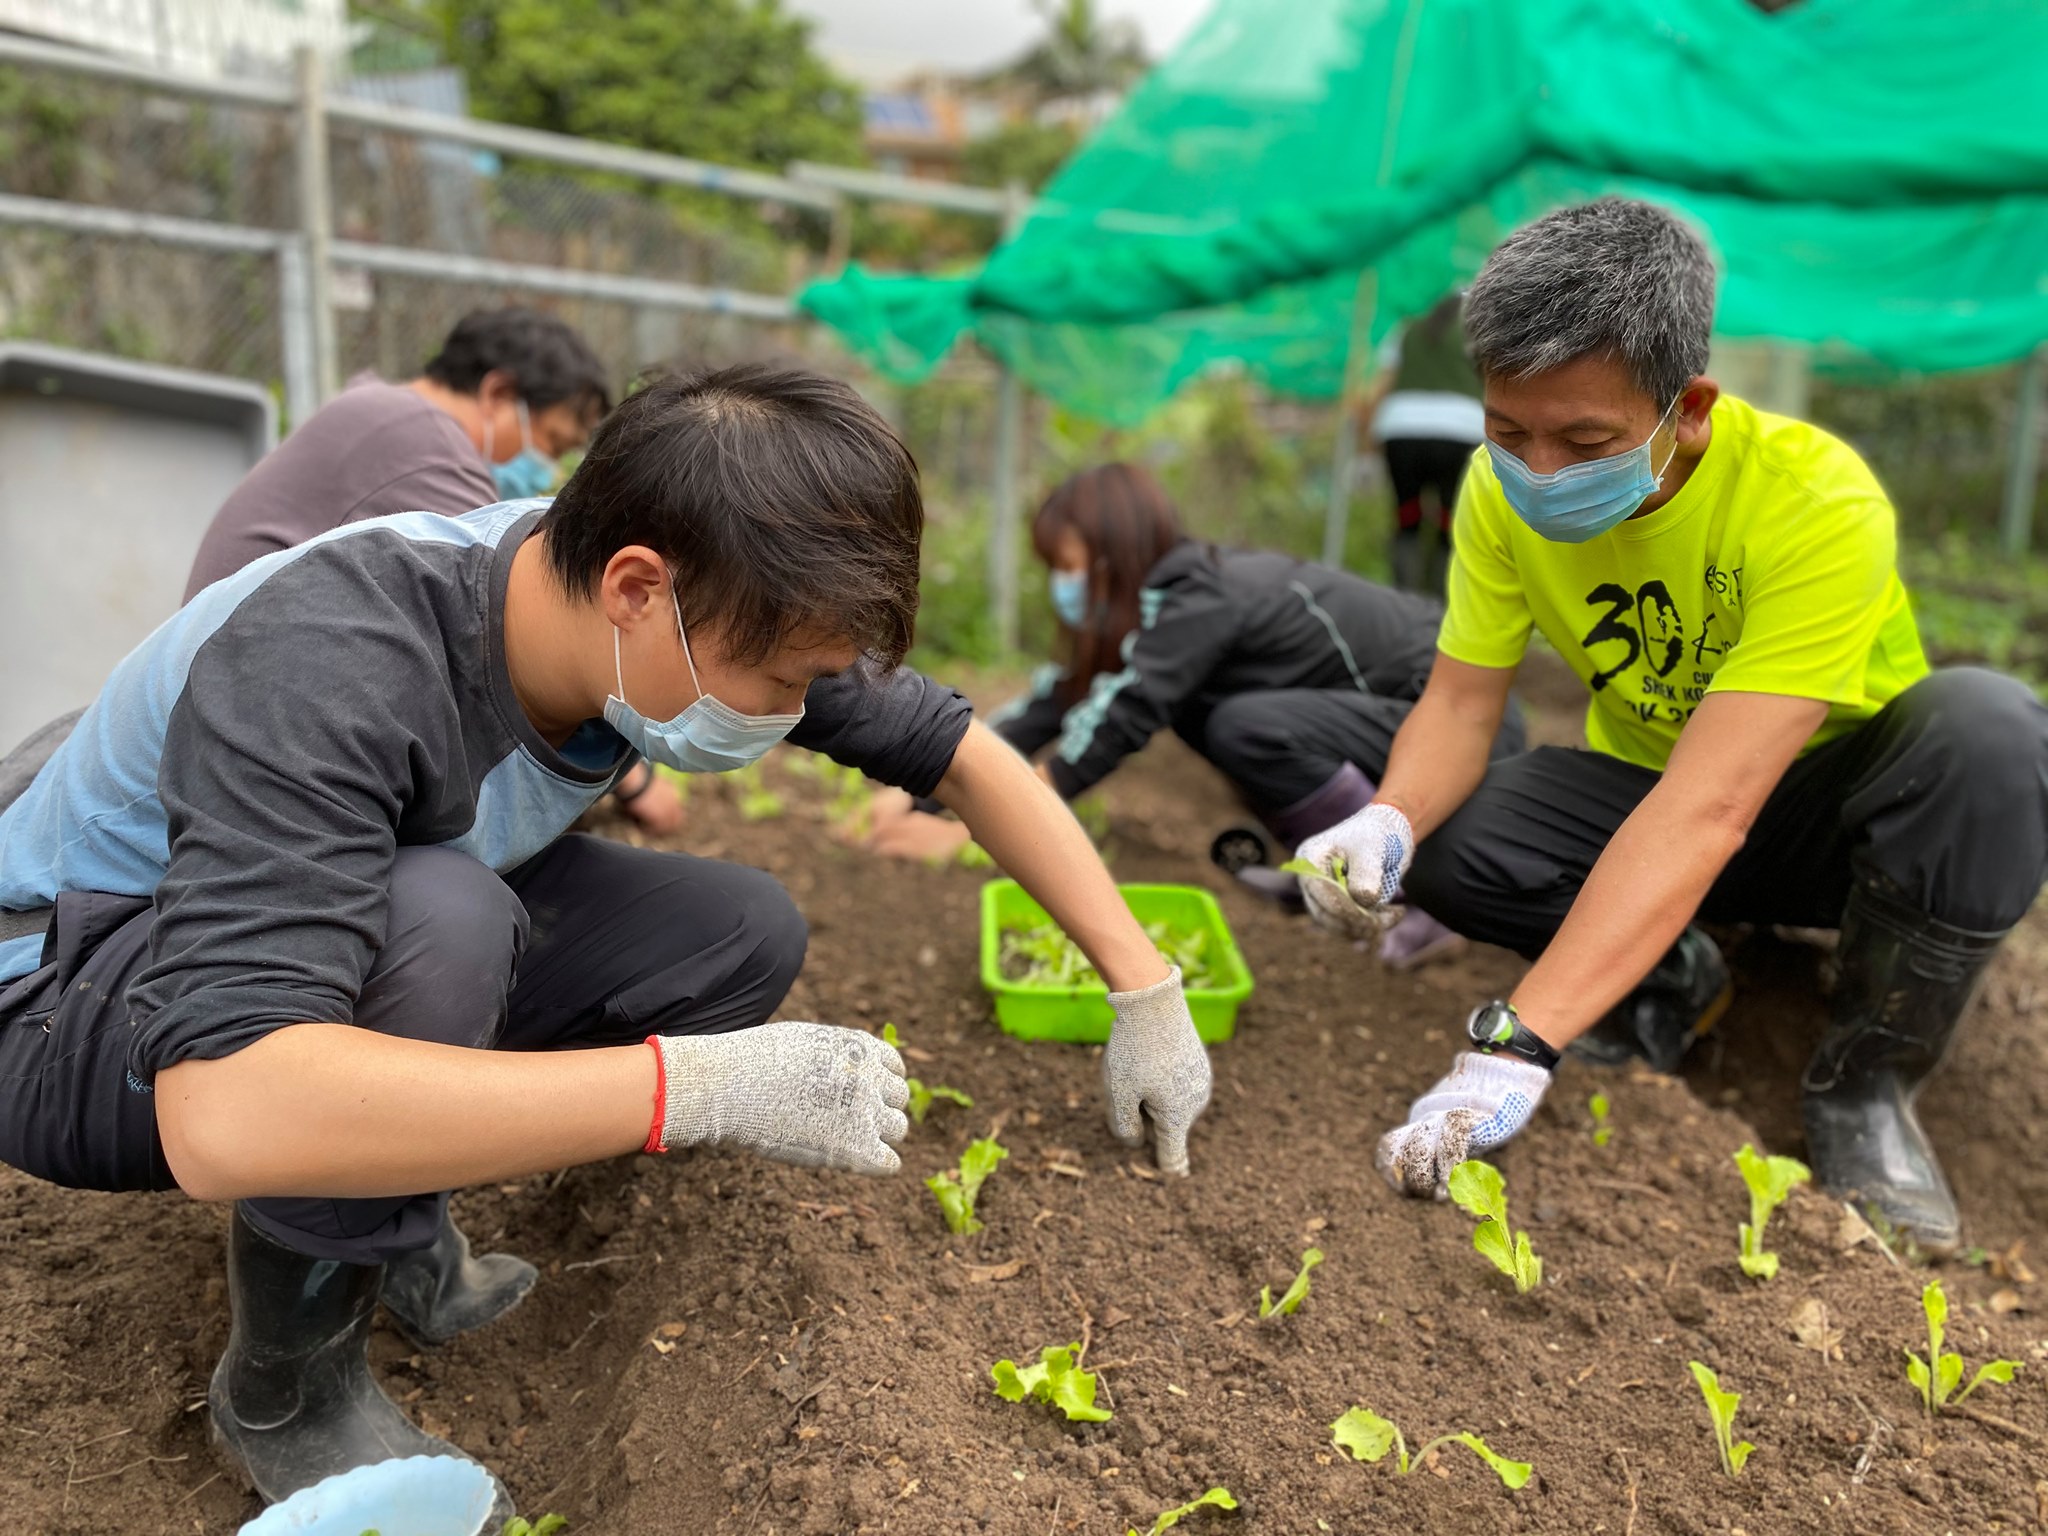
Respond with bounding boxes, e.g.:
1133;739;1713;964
785;0;1211;84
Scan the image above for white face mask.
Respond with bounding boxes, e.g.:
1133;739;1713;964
601;590;804;774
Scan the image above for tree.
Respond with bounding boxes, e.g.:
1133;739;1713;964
990;0;1148;102
432;0;865;171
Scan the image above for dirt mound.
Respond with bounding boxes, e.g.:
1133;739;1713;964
3;730;2044;1535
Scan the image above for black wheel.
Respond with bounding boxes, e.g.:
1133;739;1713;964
1209;825;1270;875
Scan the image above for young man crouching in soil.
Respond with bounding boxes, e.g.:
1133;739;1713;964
0;365;1211;1518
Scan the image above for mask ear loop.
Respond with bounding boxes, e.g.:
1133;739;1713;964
1649;394;1685;488
670;586;706;703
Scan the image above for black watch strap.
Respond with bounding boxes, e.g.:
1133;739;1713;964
1467;1000;1561;1071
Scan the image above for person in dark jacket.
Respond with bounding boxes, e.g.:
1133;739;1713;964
868;462;1524;967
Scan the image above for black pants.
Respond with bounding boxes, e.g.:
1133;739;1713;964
1383;436;1473;596
0;834;806;1263
1405;668;2048;958
1187;687;1527;813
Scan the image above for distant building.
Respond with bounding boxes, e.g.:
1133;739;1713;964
0;0;350;78
862;74;1019;183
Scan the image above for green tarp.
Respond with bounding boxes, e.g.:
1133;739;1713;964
802;0;2048;423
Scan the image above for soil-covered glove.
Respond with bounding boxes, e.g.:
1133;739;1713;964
1293;803;1415;939
1376;1051;1552;1199
650;1022;910;1175
1104;967;1212;1177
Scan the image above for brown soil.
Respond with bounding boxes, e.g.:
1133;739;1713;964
5;693;2047;1536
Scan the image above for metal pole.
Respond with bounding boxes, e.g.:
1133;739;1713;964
2000;344;2047;558
988;182;1030;655
293;46;339;406
275;240;321;431
1322;268;1379;568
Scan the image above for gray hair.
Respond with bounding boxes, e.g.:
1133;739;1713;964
1463;197;1717;407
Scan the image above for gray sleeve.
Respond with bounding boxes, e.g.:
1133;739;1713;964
125;578;442;1079
786;660;974;798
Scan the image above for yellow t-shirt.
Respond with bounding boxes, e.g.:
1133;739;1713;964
1439;394;1928;771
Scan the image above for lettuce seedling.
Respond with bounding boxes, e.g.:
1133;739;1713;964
925;1136;1006;1235
1588;1092;1612;1148
880;1024;974;1124
991;1342;1112;1423
1001;919;1216;989
1125;1487;1237;1535
732;761;784;822
1258;1246;1324;1320
1905;1277;2021;1417
1330;1406;1530;1490
1733;1143;1810;1280
1448;1159;1542;1294
501;1520;568;1536
1279;855;1365;921
1687;1361;1753;1477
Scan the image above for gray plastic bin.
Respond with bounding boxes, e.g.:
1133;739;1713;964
0;344;276;752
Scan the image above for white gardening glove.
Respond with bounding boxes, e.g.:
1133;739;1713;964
1293;802;1415;939
652;1022;910;1175
1104;967;1212;1177
1375;1051;1552;1199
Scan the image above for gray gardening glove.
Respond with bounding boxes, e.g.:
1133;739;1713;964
1104;967;1212;1177
1375;1051;1552;1199
653;1022;910;1175
1293;801;1415;940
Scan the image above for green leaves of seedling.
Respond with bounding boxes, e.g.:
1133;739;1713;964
1906;1277;2021;1416
1448;1159;1541;1293
926;1136;1006;1235
1688;1361;1753;1476
501;1518;568;1536
1125;1487;1237;1536
1000;919;1216;989
732;761;785;822
1733;1143;1810;1280
1258;1247;1323;1320
1588;1092;1612;1148
991;1343;1112;1422
881;1024;974;1125
1330;1407;1530;1490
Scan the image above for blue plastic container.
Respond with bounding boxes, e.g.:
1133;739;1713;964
234;1455;497;1536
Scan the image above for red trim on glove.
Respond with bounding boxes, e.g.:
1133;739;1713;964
643;1035;668;1155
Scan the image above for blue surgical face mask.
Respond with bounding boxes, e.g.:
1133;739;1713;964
1049;568;1089;628
490;399;560;502
602;590;804;774
1486;397;1682;543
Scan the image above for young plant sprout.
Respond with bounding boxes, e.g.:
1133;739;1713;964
1125;1488;1238;1535
925;1137;1006;1235
991;1343;1112;1423
1279;854;1362;920
879;1024;974;1124
1448;1159;1542;1293
500;1519;568;1536
1588;1092;1612;1148
999;919;1216;989
1257;1247;1323;1320
732;761;784;822
1330;1406;1531;1490
957;840;996;869
1687;1361;1753;1477
1733;1143;1810;1280
824;761;873;840
1905;1277;2021;1417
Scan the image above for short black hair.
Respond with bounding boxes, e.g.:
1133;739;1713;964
540;363;923;668
1465;197;1717;407
421;306;612;424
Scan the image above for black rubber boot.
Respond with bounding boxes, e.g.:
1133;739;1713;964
1801;870;1999;1255
382;1214;538;1349
210;1207;514;1519
1570;926;1733;1073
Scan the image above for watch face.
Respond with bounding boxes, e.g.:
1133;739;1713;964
1485;1014;1516;1046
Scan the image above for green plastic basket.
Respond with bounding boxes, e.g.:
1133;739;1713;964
979;879;1254;1044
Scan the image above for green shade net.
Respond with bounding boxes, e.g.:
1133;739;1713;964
801;0;2048;424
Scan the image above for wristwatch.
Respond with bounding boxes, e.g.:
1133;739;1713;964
1467;1000;1561;1072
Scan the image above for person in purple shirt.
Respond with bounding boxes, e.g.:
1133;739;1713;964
185;305;685;832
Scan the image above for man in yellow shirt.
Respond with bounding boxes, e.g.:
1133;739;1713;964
1294;197;2048;1251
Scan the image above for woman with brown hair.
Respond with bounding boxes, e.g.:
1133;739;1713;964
870;463;1524;968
